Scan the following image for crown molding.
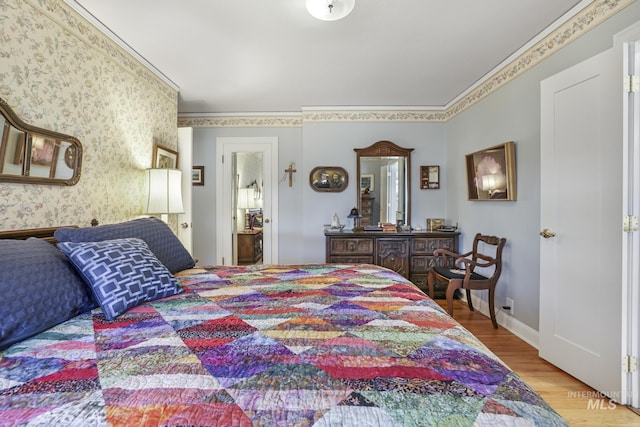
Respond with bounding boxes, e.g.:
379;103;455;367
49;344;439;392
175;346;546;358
177;114;303;128
300;109;448;123
444;0;635;119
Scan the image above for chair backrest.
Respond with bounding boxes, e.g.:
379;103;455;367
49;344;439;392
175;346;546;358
470;233;507;282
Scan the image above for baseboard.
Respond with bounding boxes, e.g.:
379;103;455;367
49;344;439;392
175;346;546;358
458;292;539;349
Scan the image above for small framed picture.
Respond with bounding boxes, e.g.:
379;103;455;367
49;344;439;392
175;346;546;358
153;143;179;169
420;165;440;189
360;173;374;193
192;166;204;186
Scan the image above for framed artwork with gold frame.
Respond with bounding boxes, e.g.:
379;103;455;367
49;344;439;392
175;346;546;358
309;166;348;192
153;143;179;169
465;141;516;201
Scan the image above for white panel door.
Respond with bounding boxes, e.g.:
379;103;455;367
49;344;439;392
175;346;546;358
177;127;193;254
540;48;623;399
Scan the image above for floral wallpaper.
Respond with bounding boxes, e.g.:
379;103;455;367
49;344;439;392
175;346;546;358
0;0;178;230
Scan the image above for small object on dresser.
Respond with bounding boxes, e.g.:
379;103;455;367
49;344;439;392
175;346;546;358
427;218;445;232
348;207;364;232
326;213;345;231
331;213;341;228
381;223;397;233
437;222;459;232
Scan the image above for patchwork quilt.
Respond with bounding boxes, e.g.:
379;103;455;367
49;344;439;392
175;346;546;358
0;264;567;426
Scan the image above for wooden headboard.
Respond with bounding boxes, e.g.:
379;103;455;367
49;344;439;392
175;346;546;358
0;226;78;244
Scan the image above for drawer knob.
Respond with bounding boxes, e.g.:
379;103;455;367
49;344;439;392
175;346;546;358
348;242;355;251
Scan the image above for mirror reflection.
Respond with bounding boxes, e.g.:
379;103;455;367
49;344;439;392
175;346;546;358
359;156;407;225
355;140;413;228
0;97;82;185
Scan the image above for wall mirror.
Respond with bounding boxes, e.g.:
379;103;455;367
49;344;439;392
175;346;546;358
355;140;413;227
0;97;82;185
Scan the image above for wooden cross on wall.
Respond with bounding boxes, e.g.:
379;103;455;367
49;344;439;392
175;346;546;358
284;162;296;187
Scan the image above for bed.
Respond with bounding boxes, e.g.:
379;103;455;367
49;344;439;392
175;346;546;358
0;218;567;426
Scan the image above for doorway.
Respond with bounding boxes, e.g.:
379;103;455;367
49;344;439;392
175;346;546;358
215;137;279;266
235;152;263;265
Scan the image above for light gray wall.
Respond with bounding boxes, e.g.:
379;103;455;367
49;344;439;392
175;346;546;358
446;2;640;330
191;122;447;265
300;122;447;262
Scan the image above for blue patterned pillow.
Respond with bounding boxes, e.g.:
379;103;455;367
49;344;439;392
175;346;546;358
58;238;183;321
0;238;96;350
54;217;195;274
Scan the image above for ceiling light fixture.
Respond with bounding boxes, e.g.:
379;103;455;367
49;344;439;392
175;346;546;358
306;0;355;21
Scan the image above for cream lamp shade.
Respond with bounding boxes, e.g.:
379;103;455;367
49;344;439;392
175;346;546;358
144;169;184;217
237;188;258;210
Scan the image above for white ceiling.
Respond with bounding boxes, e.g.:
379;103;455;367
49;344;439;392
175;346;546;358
69;0;585;115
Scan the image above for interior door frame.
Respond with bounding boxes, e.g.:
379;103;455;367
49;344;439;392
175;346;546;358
617;21;640;409
177;127;193;254
215;136;279;266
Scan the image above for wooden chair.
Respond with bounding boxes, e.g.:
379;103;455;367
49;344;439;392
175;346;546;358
427;233;506;328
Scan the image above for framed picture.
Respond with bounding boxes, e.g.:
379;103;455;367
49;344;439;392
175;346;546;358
465;141;516;201
360;173;374;193
192;166;204;186
420;165;440;189
309;166;348;192
153;143;179;169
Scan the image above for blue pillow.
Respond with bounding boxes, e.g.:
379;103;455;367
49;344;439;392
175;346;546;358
54;217;195;274
58;238;183;321
0;238;96;351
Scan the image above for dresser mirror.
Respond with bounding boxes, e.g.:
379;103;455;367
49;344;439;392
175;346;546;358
0;97;82;185
355;140;414;227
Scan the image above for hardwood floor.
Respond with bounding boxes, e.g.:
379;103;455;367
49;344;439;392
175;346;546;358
439;299;640;426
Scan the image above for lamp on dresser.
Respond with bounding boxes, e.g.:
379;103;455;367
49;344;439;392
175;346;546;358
143;168;184;223
348;207;363;232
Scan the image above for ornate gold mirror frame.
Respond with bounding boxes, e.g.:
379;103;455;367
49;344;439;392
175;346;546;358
0;97;82;185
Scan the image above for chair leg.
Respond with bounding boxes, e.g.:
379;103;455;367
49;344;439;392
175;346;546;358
488;288;498;329
465;289;474;311
445;279;462;316
427;270;435;299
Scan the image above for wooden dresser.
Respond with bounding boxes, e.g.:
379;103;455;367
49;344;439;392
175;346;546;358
238;229;263;265
325;230;460;298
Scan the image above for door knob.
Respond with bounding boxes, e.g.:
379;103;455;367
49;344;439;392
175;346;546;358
264;219;270;224
540;228;556;238
180;222;189;229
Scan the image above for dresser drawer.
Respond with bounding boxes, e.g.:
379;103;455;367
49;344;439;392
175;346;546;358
328;238;374;255
410;256;441;271
411;237;456;255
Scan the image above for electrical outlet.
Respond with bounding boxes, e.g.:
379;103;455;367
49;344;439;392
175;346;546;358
505;298;514;316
